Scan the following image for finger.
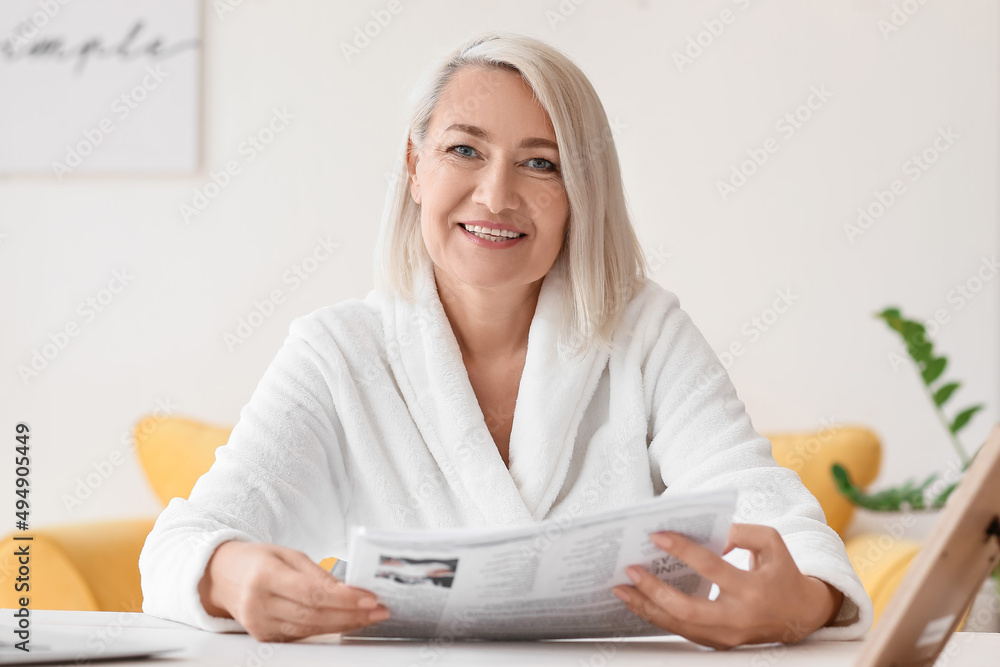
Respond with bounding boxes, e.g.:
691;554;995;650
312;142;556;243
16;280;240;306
266;565;379;611
279;549;380;602
279;547;338;575
265;596;390;634
722;524;786;566
252;613;374;643
613;585;734;651
613;583;681;630
650;531;746;591
622;566;723;627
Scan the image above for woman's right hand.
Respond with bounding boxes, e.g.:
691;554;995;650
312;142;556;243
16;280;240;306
197;540;390;642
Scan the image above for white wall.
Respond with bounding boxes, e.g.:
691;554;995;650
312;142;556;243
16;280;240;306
2;0;997;528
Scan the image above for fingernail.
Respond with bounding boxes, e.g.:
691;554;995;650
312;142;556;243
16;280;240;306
613;587;630;603
370;609;390;622
358;597;377;609
625;566;641;583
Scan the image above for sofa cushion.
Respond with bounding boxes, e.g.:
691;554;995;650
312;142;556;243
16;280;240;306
0;519;155;612
765;426;882;537
137;417;882;539
134;416;231;508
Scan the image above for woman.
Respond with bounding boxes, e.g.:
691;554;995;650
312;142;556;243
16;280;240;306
139;31;872;649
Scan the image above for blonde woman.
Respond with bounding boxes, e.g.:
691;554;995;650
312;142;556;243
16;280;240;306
139;31;872;649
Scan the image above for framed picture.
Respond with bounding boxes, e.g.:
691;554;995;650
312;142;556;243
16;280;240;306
0;0;202;176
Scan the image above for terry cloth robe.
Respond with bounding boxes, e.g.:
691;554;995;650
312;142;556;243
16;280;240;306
138;259;874;639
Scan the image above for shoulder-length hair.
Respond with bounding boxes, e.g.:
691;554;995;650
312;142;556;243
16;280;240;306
373;30;648;357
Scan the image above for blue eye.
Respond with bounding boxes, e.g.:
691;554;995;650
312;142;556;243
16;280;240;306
526;157;558;173
449;145;478;158
447;145;559;173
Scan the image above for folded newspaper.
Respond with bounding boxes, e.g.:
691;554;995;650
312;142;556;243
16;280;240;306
340;489;737;640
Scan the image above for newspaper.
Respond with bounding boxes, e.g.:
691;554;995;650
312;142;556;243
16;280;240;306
341;489;737;640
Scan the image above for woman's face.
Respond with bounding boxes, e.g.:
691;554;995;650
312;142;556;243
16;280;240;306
407;67;569;293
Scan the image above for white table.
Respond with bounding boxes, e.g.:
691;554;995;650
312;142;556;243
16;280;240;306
5;609;999;666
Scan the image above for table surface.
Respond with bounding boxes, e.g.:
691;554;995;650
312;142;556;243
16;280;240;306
4;610;999;666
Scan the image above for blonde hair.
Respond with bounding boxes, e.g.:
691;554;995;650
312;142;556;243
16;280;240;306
373;31;648;357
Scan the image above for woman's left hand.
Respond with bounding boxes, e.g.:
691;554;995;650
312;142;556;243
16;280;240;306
613;523;844;650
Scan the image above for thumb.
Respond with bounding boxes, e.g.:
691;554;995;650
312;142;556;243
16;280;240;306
723;523;783;560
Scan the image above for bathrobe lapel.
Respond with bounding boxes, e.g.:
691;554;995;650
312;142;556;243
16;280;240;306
382;261;610;527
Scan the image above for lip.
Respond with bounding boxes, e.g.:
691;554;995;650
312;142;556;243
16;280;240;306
458;222;526;248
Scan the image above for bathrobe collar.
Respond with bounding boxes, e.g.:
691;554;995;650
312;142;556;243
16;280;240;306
382;260;610;527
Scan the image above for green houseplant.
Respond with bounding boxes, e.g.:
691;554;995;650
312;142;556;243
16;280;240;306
832;307;983;511
832;306;998;602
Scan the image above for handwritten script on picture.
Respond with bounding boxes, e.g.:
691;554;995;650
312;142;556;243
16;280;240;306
0;0;202;176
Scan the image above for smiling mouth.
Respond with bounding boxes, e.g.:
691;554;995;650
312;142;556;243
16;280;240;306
460;223;525;242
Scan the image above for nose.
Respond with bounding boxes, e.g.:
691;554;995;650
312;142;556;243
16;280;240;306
472;159;520;215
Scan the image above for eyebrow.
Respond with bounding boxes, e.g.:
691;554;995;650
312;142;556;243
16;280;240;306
442;123;559;151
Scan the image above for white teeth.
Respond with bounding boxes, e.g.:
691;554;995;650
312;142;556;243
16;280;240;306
472;231;504;242
462;224;523;239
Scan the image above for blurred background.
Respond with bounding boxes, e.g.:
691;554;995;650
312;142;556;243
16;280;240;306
0;0;996;600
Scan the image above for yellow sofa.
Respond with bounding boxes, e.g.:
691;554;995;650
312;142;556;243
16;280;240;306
767;427;923;627
1;417;912;621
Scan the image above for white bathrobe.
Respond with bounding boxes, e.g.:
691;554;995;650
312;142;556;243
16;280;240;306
138;259;873;640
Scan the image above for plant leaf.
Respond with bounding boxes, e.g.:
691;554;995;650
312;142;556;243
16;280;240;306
916;473;938;491
933;382;961;407
907;341;933;364
832;464;904;511
932;481;959;508
950;405;984;434
878;310;905;333
921;357;947;385
831;464;854;494
901;321;927;346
